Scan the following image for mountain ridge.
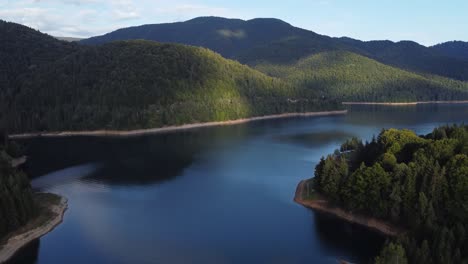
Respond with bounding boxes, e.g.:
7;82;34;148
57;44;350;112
80;16;468;81
0;20;337;133
1;19;468;134
431;40;468;60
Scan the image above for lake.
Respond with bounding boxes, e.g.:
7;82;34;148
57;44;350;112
9;104;468;264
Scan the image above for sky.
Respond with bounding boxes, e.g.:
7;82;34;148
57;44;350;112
0;0;467;46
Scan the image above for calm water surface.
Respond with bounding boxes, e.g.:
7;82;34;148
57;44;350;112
10;104;468;264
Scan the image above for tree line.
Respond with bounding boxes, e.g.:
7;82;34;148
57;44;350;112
256;51;468;102
0;40;340;133
310;125;468;264
0;134;37;238
1;20;468;134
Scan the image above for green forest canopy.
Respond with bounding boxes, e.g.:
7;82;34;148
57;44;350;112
1;39;339;133
1;20;468;133
309;125;468;264
255;51;468;102
81;16;468;81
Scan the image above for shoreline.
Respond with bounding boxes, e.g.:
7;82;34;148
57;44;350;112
0;194;68;263
342;100;468;106
294;180;404;237
9;110;347;139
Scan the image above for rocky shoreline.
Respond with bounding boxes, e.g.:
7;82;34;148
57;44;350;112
9;110;347;139
294;180;404;237
0;194;68;263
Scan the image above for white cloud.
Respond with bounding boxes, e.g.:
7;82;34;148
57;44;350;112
109;0;140;20
0;5;110;37
0;7;54;30
0;0;240;37
112;9;139;20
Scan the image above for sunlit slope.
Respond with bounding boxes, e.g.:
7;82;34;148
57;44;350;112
3;40;336;133
256;51;468;102
81;17;468;81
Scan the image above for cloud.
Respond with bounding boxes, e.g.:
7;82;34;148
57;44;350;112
0;5;111;37
0;0;238;37
112;10;139;20
0;7;55;30
110;0;140;21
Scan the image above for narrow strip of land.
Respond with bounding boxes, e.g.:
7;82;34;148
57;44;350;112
0;194;68;263
294;180;404;237
342;100;468;106
9;110;347;139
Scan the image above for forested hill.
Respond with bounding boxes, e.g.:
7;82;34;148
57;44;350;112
0;20;78;90
308;125;468;263
338;39;468;81
1;39;336;133
80;16;468;81
81;17;340;60
255;51;468;102
1;20;468;134
431;41;468;61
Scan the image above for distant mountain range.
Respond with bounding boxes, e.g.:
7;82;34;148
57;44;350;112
432;41;468;61
81;17;468;81
1;18;468;133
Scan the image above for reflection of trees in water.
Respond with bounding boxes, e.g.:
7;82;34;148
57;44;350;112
274;131;356;148
6;239;40;264
20;124;251;185
312;212;385;263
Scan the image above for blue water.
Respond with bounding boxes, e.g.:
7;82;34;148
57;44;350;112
10;104;468;264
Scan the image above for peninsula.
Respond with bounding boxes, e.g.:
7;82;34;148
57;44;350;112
294;180;403;236
296;125;468;263
0;194;67;263
0;137;68;263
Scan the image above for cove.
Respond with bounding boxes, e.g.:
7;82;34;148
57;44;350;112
9;103;468;264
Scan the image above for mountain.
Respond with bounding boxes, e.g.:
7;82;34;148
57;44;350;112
431;41;468;60
81;17;340;60
1;25;336;133
255;51;468;102
0;20;78;91
1;20;468;134
81;16;468;81
338;38;468;81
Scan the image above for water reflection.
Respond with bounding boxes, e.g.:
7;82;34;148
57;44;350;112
13;104;468;264
6;239;40;264
273;131;356;148
23;125;253;186
31;163;100;190
313;213;385;263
